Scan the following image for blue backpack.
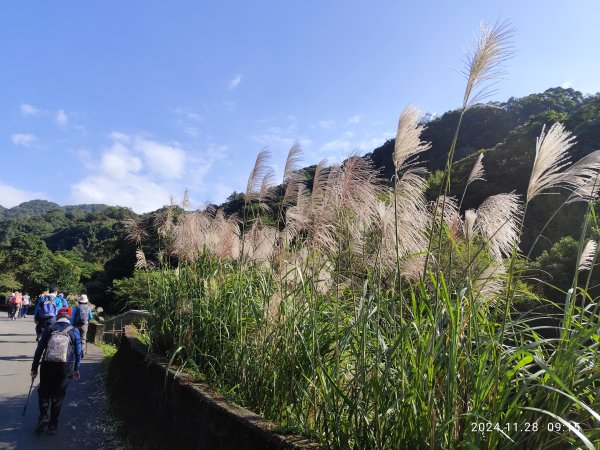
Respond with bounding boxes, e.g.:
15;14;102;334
39;300;57;320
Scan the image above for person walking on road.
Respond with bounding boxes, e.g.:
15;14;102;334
21;292;31;318
31;306;82;435
34;294;58;342
71;294;93;357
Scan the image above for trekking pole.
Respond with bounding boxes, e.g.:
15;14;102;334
22;375;35;417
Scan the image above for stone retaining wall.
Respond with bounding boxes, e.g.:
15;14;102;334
107;326;321;450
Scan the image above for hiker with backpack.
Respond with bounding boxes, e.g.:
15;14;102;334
34;293;58;341
8;292;17;319
55;293;67;309
31;306;82;435
71;294;93;355
21;292;31;318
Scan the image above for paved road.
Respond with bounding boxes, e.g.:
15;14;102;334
0;314;121;449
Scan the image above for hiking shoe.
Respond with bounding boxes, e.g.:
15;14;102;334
35;416;49;433
47;424;57;435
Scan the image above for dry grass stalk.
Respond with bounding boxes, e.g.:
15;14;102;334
473;261;506;304
400;254;427;282
259;167;276;202
527;123;577;201
283;142;303;183
562;151;600;203
475;193;522;259
134;248;154;270
329;155;383;241
393;105;431;173
431;196;461;231
244;222;277;263
579;240;597;271
463;209;477;241
124;217;148;247
462;20;515;108
182;189;191;210
154;206;175;238
467;153;485;186
245;149;273;202
173;212;211;262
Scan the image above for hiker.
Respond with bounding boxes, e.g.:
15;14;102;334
21;292;31;318
47;287;62;309
8;292;17;319
71;295;93;355
11;292;23;320
55;293;67;309
31;306;82;435
34;294;58;341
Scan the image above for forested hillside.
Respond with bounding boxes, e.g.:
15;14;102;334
2;86;599;310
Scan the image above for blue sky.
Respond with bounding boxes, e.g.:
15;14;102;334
1;1;599;212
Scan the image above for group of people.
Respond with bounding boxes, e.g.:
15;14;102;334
9;286;95;436
7;291;30;319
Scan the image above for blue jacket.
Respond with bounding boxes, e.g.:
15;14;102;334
54;294;66;309
32;317;82;372
70;305;93;325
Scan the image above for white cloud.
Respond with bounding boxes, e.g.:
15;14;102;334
228;74;242;90
70;133;227;213
0;182;46;207
20;103;41;117
55;109;69;126
561;80;572;89
347;114;364;125
319;132;395;155
11;133;38;147
108;131;131;143
134;138;186;179
100;143;143;180
316;120;335;130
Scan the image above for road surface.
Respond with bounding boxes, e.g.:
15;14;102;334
0;314;121;449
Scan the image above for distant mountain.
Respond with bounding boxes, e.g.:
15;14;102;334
0;200;111;220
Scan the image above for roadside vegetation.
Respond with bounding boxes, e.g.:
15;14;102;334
115;21;600;449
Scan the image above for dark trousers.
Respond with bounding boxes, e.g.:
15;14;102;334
35;319;52;339
38;362;73;426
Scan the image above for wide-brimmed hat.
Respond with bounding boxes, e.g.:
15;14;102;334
57;307;72;317
78;294;89;304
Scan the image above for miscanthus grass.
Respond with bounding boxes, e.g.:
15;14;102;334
129;21;600;449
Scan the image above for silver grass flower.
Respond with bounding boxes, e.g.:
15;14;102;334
391;169;431;259
328;155;383;240
310;160;332;210
463;209;477;241
467;153;485;187
475;193;522;259
154;207;174;238
283;142;303;183
527;123;577;202
124;218;147;247
431;196;461;231
564;151;600;203
393;105;431;173
462;20;515;108
259;167;276;201
285;183;311;240
400;254;429;282
579;240;597;271
134;248;154;270
473;261;506;303
245;149;272;202
182;189;191;210
283;171;305;204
